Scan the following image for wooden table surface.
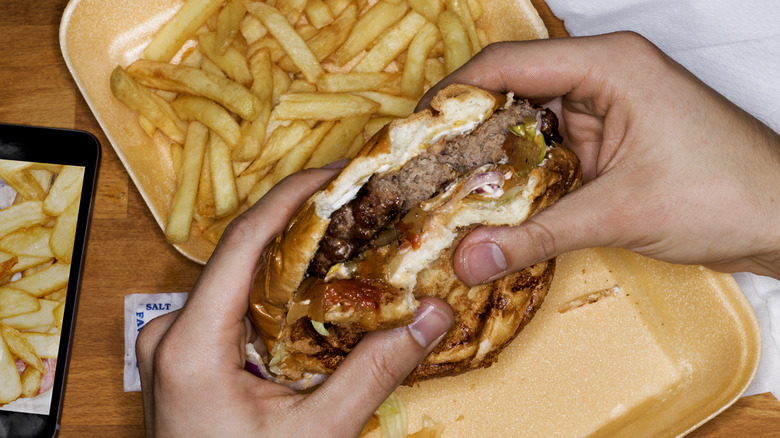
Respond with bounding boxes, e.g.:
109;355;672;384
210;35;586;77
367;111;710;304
1;0;778;436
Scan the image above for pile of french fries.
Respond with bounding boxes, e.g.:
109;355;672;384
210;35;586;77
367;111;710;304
0;161;82;406
110;0;488;247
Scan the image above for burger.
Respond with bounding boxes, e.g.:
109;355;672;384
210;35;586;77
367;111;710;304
249;84;581;388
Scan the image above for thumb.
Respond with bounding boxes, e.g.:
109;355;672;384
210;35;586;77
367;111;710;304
454;181;620;286
308;298;454;433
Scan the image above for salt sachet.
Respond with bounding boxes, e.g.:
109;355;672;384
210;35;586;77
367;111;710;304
123;292;188;392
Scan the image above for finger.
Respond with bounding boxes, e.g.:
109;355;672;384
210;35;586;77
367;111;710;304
453;177;628;285
183;166;343;325
306;298;454;433
417;32;651;111
135;311;179;437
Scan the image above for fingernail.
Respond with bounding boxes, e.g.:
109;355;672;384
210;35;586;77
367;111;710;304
320;158;350;169
462;242;507;285
408;302;451;348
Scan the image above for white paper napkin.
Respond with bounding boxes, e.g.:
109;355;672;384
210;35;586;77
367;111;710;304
545;0;780;133
544;0;780;399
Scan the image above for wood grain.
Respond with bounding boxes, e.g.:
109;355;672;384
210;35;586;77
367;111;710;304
0;1;777;437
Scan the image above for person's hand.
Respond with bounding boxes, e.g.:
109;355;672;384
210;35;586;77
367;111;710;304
419;31;780;283
135;167;454;437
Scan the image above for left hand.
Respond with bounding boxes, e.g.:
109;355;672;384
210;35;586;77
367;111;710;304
135;167;454;437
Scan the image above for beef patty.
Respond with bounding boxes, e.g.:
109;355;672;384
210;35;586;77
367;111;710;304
309;100;556;276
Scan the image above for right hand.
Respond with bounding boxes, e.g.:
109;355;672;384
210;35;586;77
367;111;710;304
419;32;780;283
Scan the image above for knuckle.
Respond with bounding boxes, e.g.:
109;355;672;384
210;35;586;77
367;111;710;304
218;213;257;248
477;41;516;62
135;312;174;361
610;31;665;64
517;219;559;263
365;351;402;393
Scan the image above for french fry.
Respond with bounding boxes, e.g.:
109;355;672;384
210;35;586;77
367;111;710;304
425;57;446;87
248;48;274;102
244;2;324;83
53;300;65;331
0;201;47;239
200;55;226;77
354;91;417;117
44;287;68;303
20;366;43;398
446;0;481;55
323;0;352;16
0;299;58;332
467;0;482;20
208;132;240;217
0;324;43;373
247;37;287;65
305;114;370;168
251;120;311;171
49;200;79;263
240;14;268;45
354;11;426;73
196;149;216;218
277;0;308;24
23;260;54;278
364;116;394;139
166;122;208;244
408;0;444;22
127;60;262;120
110;66;187;144
333;1;409;66
20;332;60;359
235;164;271;202
7;262;70;298
316;72;396;93
272;121;335;183
0;287;40;319
0;252;17;279
245;173;276;206
198;32;253;87
215;0;246;55
401;22;439;97
0;161;43;201
305;3;357;62
9;256;53;277
0;226;55;259
143;0;224;62
288;79;318;93
305;0;335;29
172;95;242;147
274;93;379;120
28;169;54;198
234;104;272;162
232;48;274;162
271;65;292;106
0;333;23;404
438;11;471;74
43;166;84;217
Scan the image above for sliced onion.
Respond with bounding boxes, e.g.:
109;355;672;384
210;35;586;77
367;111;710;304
461;171;505;197
420;167;506;233
244;342;328;389
375;391;408;438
